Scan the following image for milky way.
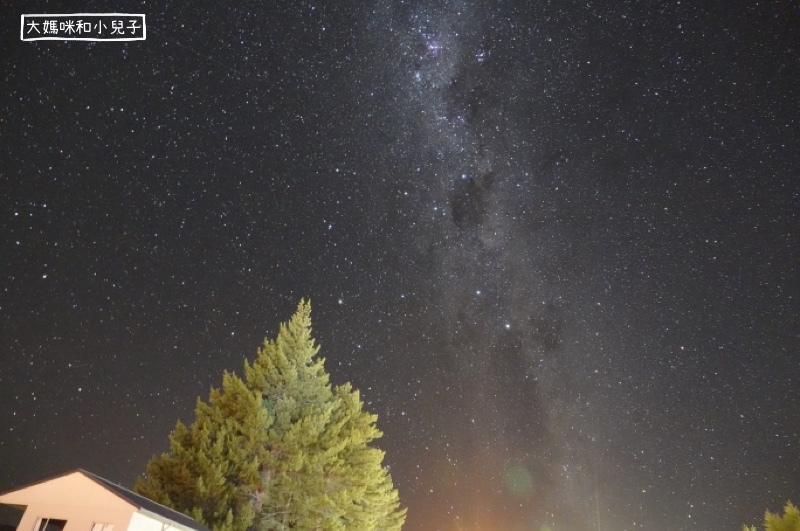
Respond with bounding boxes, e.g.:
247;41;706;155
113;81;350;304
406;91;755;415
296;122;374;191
370;2;608;526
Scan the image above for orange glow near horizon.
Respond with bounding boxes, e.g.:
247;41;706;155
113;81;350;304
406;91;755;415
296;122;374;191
404;445;554;531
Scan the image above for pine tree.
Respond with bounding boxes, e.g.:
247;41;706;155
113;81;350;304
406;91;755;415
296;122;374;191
135;371;266;530
743;501;800;531
135;300;406;530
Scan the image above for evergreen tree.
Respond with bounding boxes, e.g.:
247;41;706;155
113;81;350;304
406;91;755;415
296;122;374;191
743;501;800;531
135;370;267;530
136;300;406;530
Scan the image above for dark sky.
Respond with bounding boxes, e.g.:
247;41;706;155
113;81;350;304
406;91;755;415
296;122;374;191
1;1;798;529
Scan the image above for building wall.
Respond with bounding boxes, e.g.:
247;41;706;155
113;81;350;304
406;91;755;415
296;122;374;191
127;512;181;531
0;473;135;531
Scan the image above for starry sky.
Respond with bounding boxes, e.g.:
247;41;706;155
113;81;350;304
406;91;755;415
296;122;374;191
1;1;798;529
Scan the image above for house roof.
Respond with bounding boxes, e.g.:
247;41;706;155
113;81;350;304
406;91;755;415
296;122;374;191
81;470;211;531
0;470;210;531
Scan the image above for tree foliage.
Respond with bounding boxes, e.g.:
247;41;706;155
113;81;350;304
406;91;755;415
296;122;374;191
135;300;406;530
744;501;800;531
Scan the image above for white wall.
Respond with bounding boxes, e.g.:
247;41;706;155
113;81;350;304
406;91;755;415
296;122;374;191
128;512;180;531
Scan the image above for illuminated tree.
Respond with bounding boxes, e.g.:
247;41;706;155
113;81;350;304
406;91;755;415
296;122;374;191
744;501;800;531
136;300;406;530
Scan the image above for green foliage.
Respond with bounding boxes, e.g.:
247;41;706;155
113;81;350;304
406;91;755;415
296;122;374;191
136;300;406;530
744;501;800;531
135;371;265;531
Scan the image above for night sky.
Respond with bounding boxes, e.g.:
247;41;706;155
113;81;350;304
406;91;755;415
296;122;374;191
1;1;798;529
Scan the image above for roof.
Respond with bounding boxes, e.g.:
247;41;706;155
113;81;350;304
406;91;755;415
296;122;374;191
0;470;210;531
81;470;211;531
